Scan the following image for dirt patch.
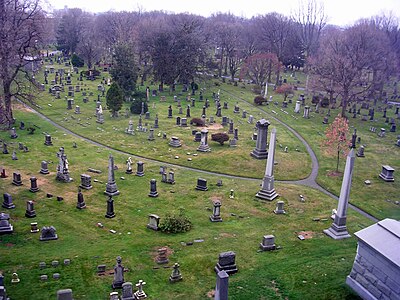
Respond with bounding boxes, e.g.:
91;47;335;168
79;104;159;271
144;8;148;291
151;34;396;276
327;171;343;177
298;231;315;239
150;246;174;262
219;232;236;238
202;124;223;131
210;195;222;202
13;103;33;113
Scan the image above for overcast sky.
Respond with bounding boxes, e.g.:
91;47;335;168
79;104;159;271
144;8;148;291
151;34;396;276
47;0;400;27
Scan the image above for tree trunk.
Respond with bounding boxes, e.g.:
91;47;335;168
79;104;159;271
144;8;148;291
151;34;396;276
336;148;340;172
340;90;348;118
1;83;14;129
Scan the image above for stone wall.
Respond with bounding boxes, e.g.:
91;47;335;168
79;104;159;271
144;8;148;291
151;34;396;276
346;220;400;300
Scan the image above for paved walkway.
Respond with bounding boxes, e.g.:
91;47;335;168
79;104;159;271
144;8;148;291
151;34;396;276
22;97;378;222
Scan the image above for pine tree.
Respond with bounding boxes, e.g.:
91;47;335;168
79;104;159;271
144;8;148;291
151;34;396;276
106;82;124;117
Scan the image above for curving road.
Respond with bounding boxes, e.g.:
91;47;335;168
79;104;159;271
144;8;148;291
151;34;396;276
21;98;378;222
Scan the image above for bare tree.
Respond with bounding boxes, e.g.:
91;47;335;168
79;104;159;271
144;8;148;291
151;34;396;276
56;8;88;54
292;0;327;58
239;53;281;86
0;0;45;129
76;17;102;69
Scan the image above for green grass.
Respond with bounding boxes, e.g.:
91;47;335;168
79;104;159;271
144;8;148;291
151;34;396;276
1;109;368;299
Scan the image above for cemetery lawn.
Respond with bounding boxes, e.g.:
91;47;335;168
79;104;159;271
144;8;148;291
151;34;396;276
0;109;371;299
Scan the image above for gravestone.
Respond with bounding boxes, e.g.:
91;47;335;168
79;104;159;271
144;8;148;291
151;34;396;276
12;172;22;186
154;115;159;128
210;200;222;222
186;105;191;117
11;151;17;161
176;117;181;126
228;120;234;134
248;115;254;124
294;101;301;113
148;179;158;197
322;116;329;124
197;129;211;152
346;219;400;300
194;132;201;142
196;178;208;191
216;107;222;117
29;177;39;192
260;235;276;251
74;105;80;114
169;263;183;282
104;154;119;196
40;161;49;174
356;145;365;158
0;168;7;178
133;280;147;299
379;165;395;182
10;127;18;139
136;161;145;176
30;222;39;233
324;149;355;239
2;142;8;154
56;147;72;183
168;105;173;118
242;110;247;118
2;193;15;209
79;174;92;190
121;282;134;300
112;256;125;289
155;247;169;264
25;200;36;218
105;196;116;218
147;214;160;231
0;212;13;234
214;251;238;275
169;136;182;147
251;119;270;159
221;116;228;126
215;270;229;300
181;118;188;127
390;124;396;132
234;128;239;140
303;106;310;119
39;226;58;241
57;289;73;300
76;188;86;209
274;201;286;214
44;134;53;146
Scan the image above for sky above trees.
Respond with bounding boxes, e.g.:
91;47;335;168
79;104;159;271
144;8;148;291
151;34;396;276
47;0;399;27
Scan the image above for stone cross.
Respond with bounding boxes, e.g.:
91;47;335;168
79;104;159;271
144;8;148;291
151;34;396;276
323;149;355;239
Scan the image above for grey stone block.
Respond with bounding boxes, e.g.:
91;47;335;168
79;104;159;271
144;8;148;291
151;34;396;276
367;284;382;299
387;277;400;294
365;270;378;285
353;261;365;275
390;291;400;300
356;273;370;289
377;280;392;296
373;266;388;283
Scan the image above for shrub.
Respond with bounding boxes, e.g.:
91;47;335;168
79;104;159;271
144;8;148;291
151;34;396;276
211;132;229;145
71;54;84;68
190;118;205;126
254;95;266;105
130;99;148;115
159;208;192;233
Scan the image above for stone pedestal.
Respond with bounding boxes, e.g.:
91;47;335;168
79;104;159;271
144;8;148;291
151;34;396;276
379;165;395;182
148;179;158;197
12;172;23;186
169;136;182;147
251;119;270;159
39;226;58;241
105;196;115;218
260;235;276;251
25;200;36;218
136;161;145;177
44;134;53;146
29;177;39;192
214;251;238;275
40;161;49;174
197;129;211;152
79;174;92;190
2;193;15;209
274;201;285;214
0;212;13;234
215;270;229;300
169;263;183;282
210;200;222;222
196;178;208;191
76;190;86;209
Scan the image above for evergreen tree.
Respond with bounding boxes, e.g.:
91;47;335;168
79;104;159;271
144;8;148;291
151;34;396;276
110;43;138;98
106;82;124;117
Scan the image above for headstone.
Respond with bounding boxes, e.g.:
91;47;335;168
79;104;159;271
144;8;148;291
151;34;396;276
303;106;310;118
390;123;396;132
210;200;222;222
260;235;276;251
214;251;238;275
0;168;7;178
274;201;285;214
322;116;329;124
2;193;15;209
155;247;169;264
169;262;183;282
176;116;181;126
11;272;20;283
57;289;73;300
148;179;158;197
2;142;8;154
79;174;92;189
39;226;58;241
12;172;23;186
197;129;211;152
121;282;134;300
194;132;201;142
67;99;73;109
25;200;36;218
76;188;86;209
112;256;125;289
11;151;17;161
228;120;234;134
136;161;145;176
30;222;39;233
294;101;301;113
356;145;365;158
105;196;116;218
181;118;188;127
56;147;72;183
40;161;49;174
195;178;208;191
214;270;229;300
221;116;228;126
168;105;173;118
234;128;239;140
109;292;119;300
251;119;270;159
44;134;53;146
10;127;18;139
0;212;13;234
29;177;39;192
229;138;237;147
248;115;254;124
147;214;160;231
104;154;119;196
379;165;395;182
169;136;182;147
154;115;159;128
323;149;355;239
133;280;147;299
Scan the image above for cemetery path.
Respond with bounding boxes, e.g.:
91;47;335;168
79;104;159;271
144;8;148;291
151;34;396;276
24;101;378;222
